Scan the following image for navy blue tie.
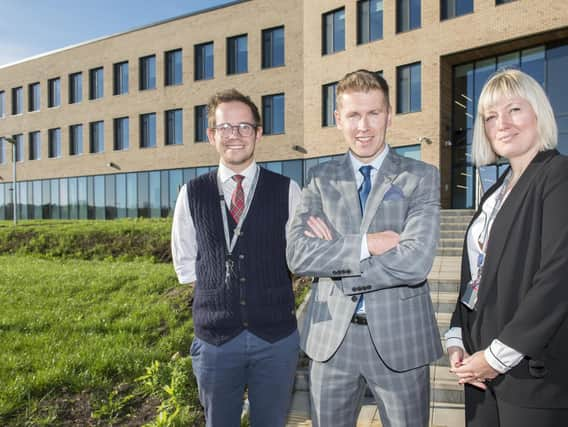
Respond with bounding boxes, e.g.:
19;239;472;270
355;165;373;315
358;165;373;214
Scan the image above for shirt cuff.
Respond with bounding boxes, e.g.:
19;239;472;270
484;339;525;374
360;234;371;260
444;326;465;351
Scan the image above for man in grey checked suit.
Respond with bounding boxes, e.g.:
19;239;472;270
287;70;442;427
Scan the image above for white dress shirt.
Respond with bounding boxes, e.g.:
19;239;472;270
445;181;524;373
348;144;390;261
171;161;302;284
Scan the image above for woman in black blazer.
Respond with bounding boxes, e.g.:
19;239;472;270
446;69;568;426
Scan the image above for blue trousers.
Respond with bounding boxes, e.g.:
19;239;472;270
190;329;299;427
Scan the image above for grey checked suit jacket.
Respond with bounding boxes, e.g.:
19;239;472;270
287;150;443;371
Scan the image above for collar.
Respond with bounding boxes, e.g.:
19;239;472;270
349;144;390;176
218;161;258;184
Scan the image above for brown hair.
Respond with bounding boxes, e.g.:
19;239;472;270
336;69;390;109
207;88;261;128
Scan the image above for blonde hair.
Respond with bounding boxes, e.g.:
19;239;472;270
472;68;558;166
336;69;390;110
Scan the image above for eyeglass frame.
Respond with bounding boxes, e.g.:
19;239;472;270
213;122;258;138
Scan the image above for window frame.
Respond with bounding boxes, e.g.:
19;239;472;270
194;105;209;143
262;93;285;135
322;8;346;55
69;124;83;156
139;55;157;91
165;49;183;86
89;120;105;153
165;109;183;145
322;82;338;127
113;117;130;151
227;34;248;75
396;0;421;33
48;128;62;159
195;42;214;80
139;113;157;148
28;82;41;112
48;77;61;108
89;67;104;100
262;26;285;69
69;72;83;104
113;61;129;95
396;62;422;114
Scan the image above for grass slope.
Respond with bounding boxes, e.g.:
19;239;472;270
0;255;194;425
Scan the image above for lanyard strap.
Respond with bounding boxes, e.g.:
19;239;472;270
217;166;260;256
475;170;512;276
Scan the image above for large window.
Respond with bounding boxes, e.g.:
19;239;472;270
322;8;345;55
14;134;23;162
397;0;421;33
90;121;104;153
165;49;183;86
322;82;338;126
441;0;473;20
195;105;208;143
262;26;285;68
195;42;214;80
69;72;82;104
0;91;5;118
448;43;568;208
29;131;41;160
28;82;40;112
114;117;129;151
227;35;248;75
358;0;383;44
89;67;104;100
113;61;129;95
139;55;156;90
262;93;285;135
69;124;83;156
140;113;156;148
165;109;183;145
48;77;61;107
397;62;421;113
48;128;61;158
12;86;23;115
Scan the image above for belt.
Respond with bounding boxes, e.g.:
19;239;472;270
351;313;368;325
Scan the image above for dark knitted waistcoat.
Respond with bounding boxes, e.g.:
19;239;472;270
187;167;297;345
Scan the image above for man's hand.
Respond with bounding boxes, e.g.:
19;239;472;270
304;216;333;240
367;231;400;255
450;349;499;390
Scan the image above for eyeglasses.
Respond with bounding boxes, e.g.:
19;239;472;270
214;122;257;138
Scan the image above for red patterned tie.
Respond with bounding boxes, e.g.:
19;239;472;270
230;175;245;223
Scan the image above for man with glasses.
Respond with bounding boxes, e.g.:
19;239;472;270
171;88;301;427
287;70;441;427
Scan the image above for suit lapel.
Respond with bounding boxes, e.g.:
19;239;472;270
361;150;401;233
336;154;364;225
477;150;558;305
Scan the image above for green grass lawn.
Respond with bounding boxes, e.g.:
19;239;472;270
0;254;197;426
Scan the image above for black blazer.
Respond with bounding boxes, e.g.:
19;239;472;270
451;149;568;408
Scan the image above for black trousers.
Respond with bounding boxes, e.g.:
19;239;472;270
465;383;568;427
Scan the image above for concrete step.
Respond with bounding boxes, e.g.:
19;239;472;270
439;215;472;224
440;230;466;239
436;247;462;256
440;222;469;232
429;280;460;293
440;209;475;217
293;362;465;405
438;238;463;248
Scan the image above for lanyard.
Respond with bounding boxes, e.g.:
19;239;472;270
217;166;260;258
475;170;512;278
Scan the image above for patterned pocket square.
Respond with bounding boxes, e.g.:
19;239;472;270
383;185;405;201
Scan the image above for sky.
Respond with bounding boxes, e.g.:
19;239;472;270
0;0;235;66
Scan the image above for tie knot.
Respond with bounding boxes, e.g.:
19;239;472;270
359;165;373;179
232;174;245;184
